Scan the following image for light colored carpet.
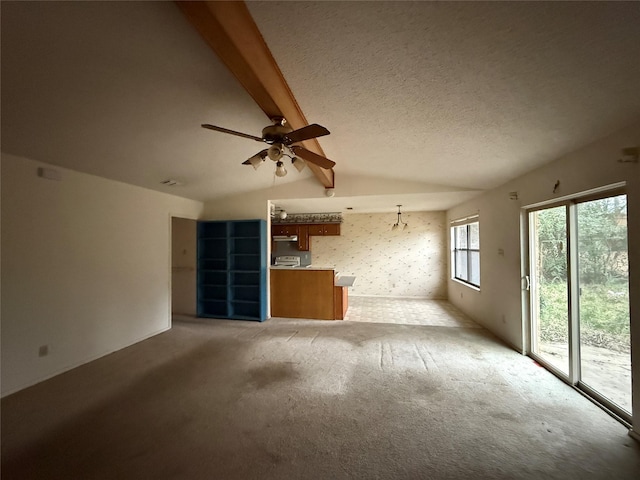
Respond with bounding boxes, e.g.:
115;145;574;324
2;316;638;479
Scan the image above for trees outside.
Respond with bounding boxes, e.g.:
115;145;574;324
536;195;629;352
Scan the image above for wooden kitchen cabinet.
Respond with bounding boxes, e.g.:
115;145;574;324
271;269;337;320
323;223;341;235
297;225;309;251
271;269;354;320
271;222;339;251
271;224;299;236
334;286;348;320
308;223;341;236
271;224;309;251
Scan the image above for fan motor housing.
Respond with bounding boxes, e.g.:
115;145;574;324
262;124;292;143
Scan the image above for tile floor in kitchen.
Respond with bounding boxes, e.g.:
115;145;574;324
344;296;481;328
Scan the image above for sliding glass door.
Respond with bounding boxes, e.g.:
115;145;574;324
528;191;631;421
576;194;631;413
529;206;570;376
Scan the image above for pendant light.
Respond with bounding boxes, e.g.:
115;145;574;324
391;205;408;231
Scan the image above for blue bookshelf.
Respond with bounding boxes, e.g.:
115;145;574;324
197;220;267;321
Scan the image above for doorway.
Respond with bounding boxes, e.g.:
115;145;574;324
171;217;197;318
528;189;631;422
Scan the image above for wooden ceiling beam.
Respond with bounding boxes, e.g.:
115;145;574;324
176;1;334;188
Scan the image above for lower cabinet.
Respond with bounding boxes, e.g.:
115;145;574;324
334;286;348;320
197;219;267;321
270;269;336;320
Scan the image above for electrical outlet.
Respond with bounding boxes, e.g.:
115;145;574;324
38;345;49;357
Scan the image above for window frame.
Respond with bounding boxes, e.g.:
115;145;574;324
451;218;480;288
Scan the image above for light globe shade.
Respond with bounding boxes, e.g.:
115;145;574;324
292;156;306;172
248;154;264;170
275;161;287;177
268;144;284;161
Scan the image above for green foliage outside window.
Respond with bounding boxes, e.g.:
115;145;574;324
536;195;629;352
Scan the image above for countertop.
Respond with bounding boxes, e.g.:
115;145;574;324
335;276;356;287
269;266;356;287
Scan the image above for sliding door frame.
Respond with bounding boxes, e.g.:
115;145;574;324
527;200;575;381
524;183;631;426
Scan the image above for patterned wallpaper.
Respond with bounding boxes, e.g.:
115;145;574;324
311;212;447;298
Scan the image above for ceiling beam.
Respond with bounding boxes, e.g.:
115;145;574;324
176;1;335;188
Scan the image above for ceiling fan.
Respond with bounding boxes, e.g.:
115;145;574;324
201;117;335;177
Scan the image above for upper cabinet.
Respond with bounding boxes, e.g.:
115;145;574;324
297;225;310;251
271;224;299;236
308;223;341;236
271;222;340;252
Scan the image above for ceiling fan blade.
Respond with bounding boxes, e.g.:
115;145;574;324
242;149;269;165
290;146;336;169
283;124;330;144
202;124;263;142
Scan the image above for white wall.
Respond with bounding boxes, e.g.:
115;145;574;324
446;120;640;432
312;212;447;298
202;173;478;220
1;154;203;395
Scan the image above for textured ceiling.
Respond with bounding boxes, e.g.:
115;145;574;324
2;1;640;212
248;1;640;190
1;2;312;201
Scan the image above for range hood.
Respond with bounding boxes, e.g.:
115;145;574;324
273;235;298;242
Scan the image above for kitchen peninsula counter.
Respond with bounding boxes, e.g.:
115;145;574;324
270;268;354;320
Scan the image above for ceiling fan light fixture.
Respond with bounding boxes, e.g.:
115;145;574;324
291;156;306;172
275;161;287;177
268;144;284;161
202;121;335;170
247;154;264;170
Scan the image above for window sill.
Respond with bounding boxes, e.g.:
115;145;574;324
452;278;480;292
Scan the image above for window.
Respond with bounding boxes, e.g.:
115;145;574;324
452;221;480;287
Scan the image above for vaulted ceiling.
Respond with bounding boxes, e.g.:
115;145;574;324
3;1;640;213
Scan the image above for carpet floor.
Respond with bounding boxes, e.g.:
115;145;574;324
2;314;638;479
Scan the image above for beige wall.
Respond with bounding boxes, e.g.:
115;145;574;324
1;154;203;395
446;120;640;434
312;212;447;298
171;217;197;316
